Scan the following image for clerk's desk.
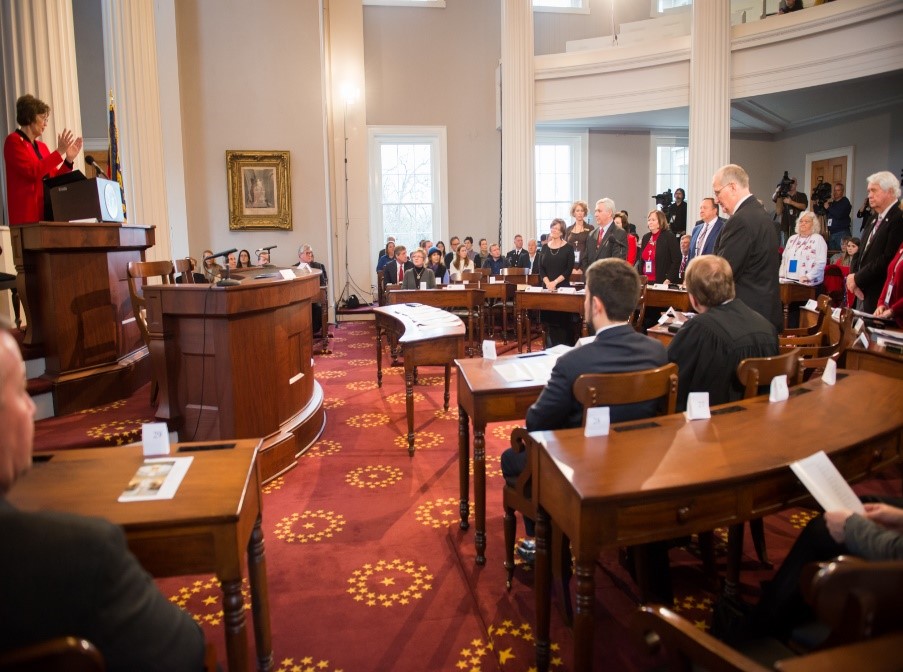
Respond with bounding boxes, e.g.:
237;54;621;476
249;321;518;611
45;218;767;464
9;439;273;672
527;370;903;672
144;269;325;482
514;289;586;352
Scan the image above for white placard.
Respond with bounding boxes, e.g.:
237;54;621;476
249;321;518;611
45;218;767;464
769;374;789;402
558;287;576;294
526;286;543;293
482;339;497;360
445;284;465;290
489;276;499;284
684;392;711;420
804;299;818;311
584;406;610;437
821;358;837;385
279;269;296;280
142;422;171;456
420;281;428;290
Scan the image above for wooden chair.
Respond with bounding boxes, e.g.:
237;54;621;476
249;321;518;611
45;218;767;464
781;294;832;338
628;275;648;333
727;350;802;576
174;257;202;284
376;270;386;305
0;273;20;329
792;308;856;381
462;270;487;283
823;264;847;307
126;260;176;405
0;637;104;672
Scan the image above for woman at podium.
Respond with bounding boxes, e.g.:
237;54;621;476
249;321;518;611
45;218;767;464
4;94;83;225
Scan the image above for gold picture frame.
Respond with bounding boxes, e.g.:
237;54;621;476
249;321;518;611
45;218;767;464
226;150;292;230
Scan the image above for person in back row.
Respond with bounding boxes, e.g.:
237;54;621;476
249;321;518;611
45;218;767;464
402;248;436;289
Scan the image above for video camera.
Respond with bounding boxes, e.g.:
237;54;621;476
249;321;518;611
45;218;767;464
811;179;832;216
774;171;794;200
652;188;673;210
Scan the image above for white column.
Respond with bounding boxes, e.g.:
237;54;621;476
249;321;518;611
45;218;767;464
501;0;535;248
0;0;83;214
101;0;171;261
688;1;731;210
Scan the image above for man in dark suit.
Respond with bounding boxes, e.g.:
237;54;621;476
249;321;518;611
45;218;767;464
381;244;413;291
712;164;783;333
295;243;329;335
582;197;628;270
0;327;205;671
505;234;530;268
847;171;903;313
687;197;725;264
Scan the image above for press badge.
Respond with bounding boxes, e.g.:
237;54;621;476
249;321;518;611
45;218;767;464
644;260;653;274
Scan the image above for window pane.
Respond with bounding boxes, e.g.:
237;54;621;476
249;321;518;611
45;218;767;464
375;139;437;251
654;142;688;205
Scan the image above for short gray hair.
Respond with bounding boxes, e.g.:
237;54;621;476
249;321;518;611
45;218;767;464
794;211;821;236
595;198;616;218
867;170;901;199
715;164;750;190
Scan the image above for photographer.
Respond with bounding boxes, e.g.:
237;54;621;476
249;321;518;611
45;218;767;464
668;188;688;235
773;175;808;245
824;182;853;251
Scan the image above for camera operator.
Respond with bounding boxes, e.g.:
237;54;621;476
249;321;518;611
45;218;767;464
823;182;853;251
773;175;807;245
668;188;688;235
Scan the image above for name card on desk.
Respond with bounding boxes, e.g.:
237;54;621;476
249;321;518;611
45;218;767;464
445;284;465;290
420;281;428;290
526;286;544;292
769;375;789;402
822;358;837;385
558;287;576;294
804;298;818;311
279;269;296;280
685;392;711;420
482;339;497;360
142;422;171;456
489;276;500;284
584;406;610;437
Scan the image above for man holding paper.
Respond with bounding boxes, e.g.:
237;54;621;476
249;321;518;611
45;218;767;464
0;327;206;670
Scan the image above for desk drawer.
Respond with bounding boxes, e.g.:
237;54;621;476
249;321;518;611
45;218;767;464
616;491;738;544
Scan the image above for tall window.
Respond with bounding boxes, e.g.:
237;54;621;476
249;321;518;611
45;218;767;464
654;0;691;12
535;132;588;240
654;138;688;201
368;128;447;261
533;0;587;11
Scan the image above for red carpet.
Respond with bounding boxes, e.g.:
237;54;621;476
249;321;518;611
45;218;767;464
26;322;900;670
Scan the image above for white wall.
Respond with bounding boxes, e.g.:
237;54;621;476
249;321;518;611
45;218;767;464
588;130;652;233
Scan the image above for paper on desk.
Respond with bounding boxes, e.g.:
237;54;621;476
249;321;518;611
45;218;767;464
821;358;837;385
494;357;555;384
790;450;864;514
118;456;193;503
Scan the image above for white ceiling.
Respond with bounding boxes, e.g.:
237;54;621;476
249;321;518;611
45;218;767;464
538;69;903;135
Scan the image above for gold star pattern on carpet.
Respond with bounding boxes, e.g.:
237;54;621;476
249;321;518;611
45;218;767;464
274;656;343;672
86;418;153;445
434;407;459;421
385;391;426;405
790;509;819;529
392;430;443;451
274;510;346;543
453;619;564;670
344;464;404;490
414;497;474;529
168;577;251;626
322;397;346;409
344;380;379;392
414;375;448;386
671;592;714;631
469;453;502;479
347;358;377;367
347;341;372;349
491;423;522;442
303;439;342;458
79;399;127;415
346;559;433;608
262;476;285;495
345;413;390;429
316;369;347;379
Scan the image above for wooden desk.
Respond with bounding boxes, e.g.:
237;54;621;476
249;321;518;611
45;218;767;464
374;304;465;456
528;371;903;671
10;222;154;413
846;337;903;379
455;352;548;564
780;281;816;329
388;288;484;357
9;440;272;672
645;286;691;312
514;290;586;352
144;270;325;482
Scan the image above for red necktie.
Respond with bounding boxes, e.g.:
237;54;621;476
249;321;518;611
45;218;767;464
398;265;403;282
598;228;603;246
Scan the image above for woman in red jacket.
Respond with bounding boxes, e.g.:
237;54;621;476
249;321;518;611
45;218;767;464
4;94;82;225
875;241;903;327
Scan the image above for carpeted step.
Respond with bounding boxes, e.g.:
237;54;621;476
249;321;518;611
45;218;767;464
26;376;52;396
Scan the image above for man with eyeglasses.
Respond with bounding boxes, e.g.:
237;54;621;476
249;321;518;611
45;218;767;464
295;244;329;336
712;164;783;333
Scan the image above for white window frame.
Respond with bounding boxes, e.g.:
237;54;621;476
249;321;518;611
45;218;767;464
535;130;589;240
364;0;445;7
533;0;589;15
651;135;688;207
368;126;448;267
650;0;691;16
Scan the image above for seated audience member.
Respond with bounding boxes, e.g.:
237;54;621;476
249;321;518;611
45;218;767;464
377;237;395;265
526;238;540;274
426;246;446;283
377;240;396;272
447;243;475;282
226;251;238;270
613;213;637;265
463;236;476;260
256;249;271;265
667;255;778;412
506;234;530;269
402;248;436;289
501;259;667;554
874;240;903;327
201;249;221;283
382;245;412;289
475;238;491;269
237;248;252;268
752;497;903;641
295;244;328;335
780;211;827;286
482;243;507;275
0;327;206;671
445;237;460;268
829;235;853;265
436;241;447;265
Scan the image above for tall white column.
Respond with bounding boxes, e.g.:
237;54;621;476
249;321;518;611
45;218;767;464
688;1;731;210
101;0;171;261
0;0;83;218
501;0;534;247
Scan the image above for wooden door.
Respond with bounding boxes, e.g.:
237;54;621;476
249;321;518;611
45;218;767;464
811;157;847;190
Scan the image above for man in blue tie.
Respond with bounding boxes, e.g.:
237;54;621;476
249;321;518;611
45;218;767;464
687;197;725;264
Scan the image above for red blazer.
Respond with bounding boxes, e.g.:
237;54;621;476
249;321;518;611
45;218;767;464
4;130;70;225
626;234;637;265
878;242;903;327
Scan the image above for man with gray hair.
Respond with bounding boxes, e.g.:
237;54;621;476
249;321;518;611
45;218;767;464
583;197;627;270
712;163;782;332
847;170;903;313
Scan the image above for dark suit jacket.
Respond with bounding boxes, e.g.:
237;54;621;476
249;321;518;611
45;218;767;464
687;216;725;263
851;201;903;313
292;260;328;286
639;229;681;283
714;196;783;332
526;324;668;431
0;500;205;671
506;248;530;269
382;259;413;288
582;223;628;270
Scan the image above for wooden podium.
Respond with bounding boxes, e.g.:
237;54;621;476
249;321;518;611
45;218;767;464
10;222;154;414
144;270;326;482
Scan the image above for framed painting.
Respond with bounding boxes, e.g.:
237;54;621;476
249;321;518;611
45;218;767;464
226;150;292;230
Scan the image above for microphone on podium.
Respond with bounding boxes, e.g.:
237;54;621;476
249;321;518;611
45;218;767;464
84;155;105;178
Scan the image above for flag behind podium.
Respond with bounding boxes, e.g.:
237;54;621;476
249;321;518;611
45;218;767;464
108;92;127;221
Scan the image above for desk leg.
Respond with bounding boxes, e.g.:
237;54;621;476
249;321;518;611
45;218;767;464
222;577;249;672
474;421;487;565
516;308;524;353
405;361;416;456
724;523;744;598
443;364;451;411
535;506;552;672
248;514;274;672
572;552;595;671
376;326;384;388
458;405;470;530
